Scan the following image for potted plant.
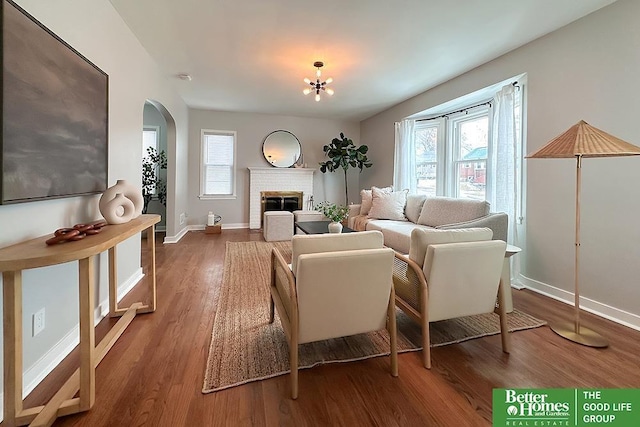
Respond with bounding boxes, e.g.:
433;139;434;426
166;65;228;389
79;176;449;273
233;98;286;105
315;201;349;233
142;146;167;214
319;132;372;205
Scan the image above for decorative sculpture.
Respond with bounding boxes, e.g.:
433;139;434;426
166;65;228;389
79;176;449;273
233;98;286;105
99;179;143;224
45;222;107;245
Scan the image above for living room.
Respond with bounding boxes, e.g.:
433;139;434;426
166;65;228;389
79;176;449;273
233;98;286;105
1;0;640;425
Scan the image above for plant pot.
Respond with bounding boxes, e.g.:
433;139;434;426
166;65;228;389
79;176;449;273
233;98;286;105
328;221;343;233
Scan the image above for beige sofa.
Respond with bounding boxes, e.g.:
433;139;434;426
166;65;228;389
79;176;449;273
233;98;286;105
348;194;508;254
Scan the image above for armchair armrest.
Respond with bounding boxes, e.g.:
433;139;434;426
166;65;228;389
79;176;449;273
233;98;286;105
271;247;298;340
435;212;508;241
392;252;427;321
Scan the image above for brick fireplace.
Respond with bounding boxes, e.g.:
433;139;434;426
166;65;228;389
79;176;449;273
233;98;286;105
248;167;314;229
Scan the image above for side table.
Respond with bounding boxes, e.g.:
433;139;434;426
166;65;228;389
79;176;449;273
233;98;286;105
0;214;160;427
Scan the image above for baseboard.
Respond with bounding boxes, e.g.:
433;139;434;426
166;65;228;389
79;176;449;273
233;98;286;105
164;223;250;244
519;274;640;331
192;223;249;230
163;226;189;244
0;268;144;421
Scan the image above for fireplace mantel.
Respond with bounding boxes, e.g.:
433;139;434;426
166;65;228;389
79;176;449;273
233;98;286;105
248;167;315;229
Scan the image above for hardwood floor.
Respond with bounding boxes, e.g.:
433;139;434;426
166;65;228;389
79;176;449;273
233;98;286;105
14;229;640;426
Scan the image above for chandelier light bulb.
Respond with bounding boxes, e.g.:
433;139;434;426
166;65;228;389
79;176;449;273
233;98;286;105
303;61;334;102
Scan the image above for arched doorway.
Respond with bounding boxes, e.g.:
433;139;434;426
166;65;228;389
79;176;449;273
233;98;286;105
143;100;177;238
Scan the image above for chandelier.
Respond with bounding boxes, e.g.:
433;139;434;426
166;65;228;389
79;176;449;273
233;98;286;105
303;61;334;102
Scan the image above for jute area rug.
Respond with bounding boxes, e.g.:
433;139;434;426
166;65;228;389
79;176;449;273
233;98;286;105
202;241;545;394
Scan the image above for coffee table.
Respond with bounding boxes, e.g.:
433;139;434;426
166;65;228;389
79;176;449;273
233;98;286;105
295;220;355;234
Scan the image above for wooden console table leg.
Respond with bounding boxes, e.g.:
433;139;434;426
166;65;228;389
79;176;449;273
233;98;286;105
108;246;118;316
79;257;96;411
3;271;23;427
147;224;157;312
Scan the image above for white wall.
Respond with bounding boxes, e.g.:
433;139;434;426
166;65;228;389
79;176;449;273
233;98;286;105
187;109;360;227
0;0;189;400
360;0;640;326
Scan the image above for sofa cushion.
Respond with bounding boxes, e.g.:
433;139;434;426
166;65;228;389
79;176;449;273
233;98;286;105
369;187;408;221
405;194;427;223
360;186;392;215
417;197;489;227
366;220;434;254
408;227;493;268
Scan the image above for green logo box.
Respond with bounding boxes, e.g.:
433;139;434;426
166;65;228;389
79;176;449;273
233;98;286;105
493;388;640;426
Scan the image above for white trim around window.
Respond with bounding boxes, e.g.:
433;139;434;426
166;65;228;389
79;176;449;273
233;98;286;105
199;129;237;200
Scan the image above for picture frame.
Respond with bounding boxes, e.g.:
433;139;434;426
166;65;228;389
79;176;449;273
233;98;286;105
1;0;108;205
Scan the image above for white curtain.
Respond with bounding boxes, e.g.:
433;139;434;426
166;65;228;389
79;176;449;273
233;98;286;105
393;119;416;193
489;84;522;286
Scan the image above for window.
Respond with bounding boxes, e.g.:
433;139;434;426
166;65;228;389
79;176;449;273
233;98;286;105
200;130;236;199
143;127;159;195
413;105;490;201
450;109;489;200
414;123;440;197
142;126;159;158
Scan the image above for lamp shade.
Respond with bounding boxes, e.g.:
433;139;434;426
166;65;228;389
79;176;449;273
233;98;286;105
526;120;640;159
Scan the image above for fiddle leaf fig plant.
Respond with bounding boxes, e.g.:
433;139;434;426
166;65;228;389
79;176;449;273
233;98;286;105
142;146;167;214
319;132;372;204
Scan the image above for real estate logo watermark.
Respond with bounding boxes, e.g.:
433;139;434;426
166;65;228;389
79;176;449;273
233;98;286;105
493;389;640;426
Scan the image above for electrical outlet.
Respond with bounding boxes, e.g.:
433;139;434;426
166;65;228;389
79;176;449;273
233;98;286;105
33;308;45;337
179;213;186;225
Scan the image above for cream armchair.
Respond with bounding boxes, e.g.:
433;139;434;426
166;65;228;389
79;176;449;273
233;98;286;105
392;228;508;369
269;230;397;399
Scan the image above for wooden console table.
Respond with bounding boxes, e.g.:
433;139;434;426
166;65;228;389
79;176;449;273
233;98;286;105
0;214;160;427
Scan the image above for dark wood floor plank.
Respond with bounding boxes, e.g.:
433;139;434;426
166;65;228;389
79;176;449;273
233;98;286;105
7;229;639;427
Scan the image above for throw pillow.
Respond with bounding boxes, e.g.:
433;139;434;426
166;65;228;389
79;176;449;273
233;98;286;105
360;186;392;216
368;187;408;221
405;194;427;223
417;197;490;227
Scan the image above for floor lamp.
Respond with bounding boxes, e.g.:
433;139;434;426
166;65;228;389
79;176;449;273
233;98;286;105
526;120;640;347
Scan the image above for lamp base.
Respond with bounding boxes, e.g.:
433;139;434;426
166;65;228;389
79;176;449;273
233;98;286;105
550;321;608;348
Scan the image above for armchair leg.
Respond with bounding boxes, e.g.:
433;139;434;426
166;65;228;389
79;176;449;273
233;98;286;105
497;280;511;354
269;295;275;324
422;318;431;369
388;288;398;377
290;338;299;399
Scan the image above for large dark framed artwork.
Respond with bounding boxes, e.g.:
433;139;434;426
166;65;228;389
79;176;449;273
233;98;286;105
1;0;108;204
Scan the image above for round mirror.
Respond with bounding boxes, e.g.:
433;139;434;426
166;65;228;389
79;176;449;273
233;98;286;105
262;130;301;168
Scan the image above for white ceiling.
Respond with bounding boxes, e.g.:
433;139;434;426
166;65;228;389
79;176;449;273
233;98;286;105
110;0;617;121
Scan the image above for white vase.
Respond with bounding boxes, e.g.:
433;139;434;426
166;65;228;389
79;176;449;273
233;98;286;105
328;221;343;233
99;179;143;223
101;193;136;224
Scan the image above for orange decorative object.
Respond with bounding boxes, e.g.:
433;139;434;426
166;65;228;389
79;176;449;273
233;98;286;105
45;222;108;245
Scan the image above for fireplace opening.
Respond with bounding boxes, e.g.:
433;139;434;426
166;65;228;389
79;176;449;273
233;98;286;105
260;191;303;227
